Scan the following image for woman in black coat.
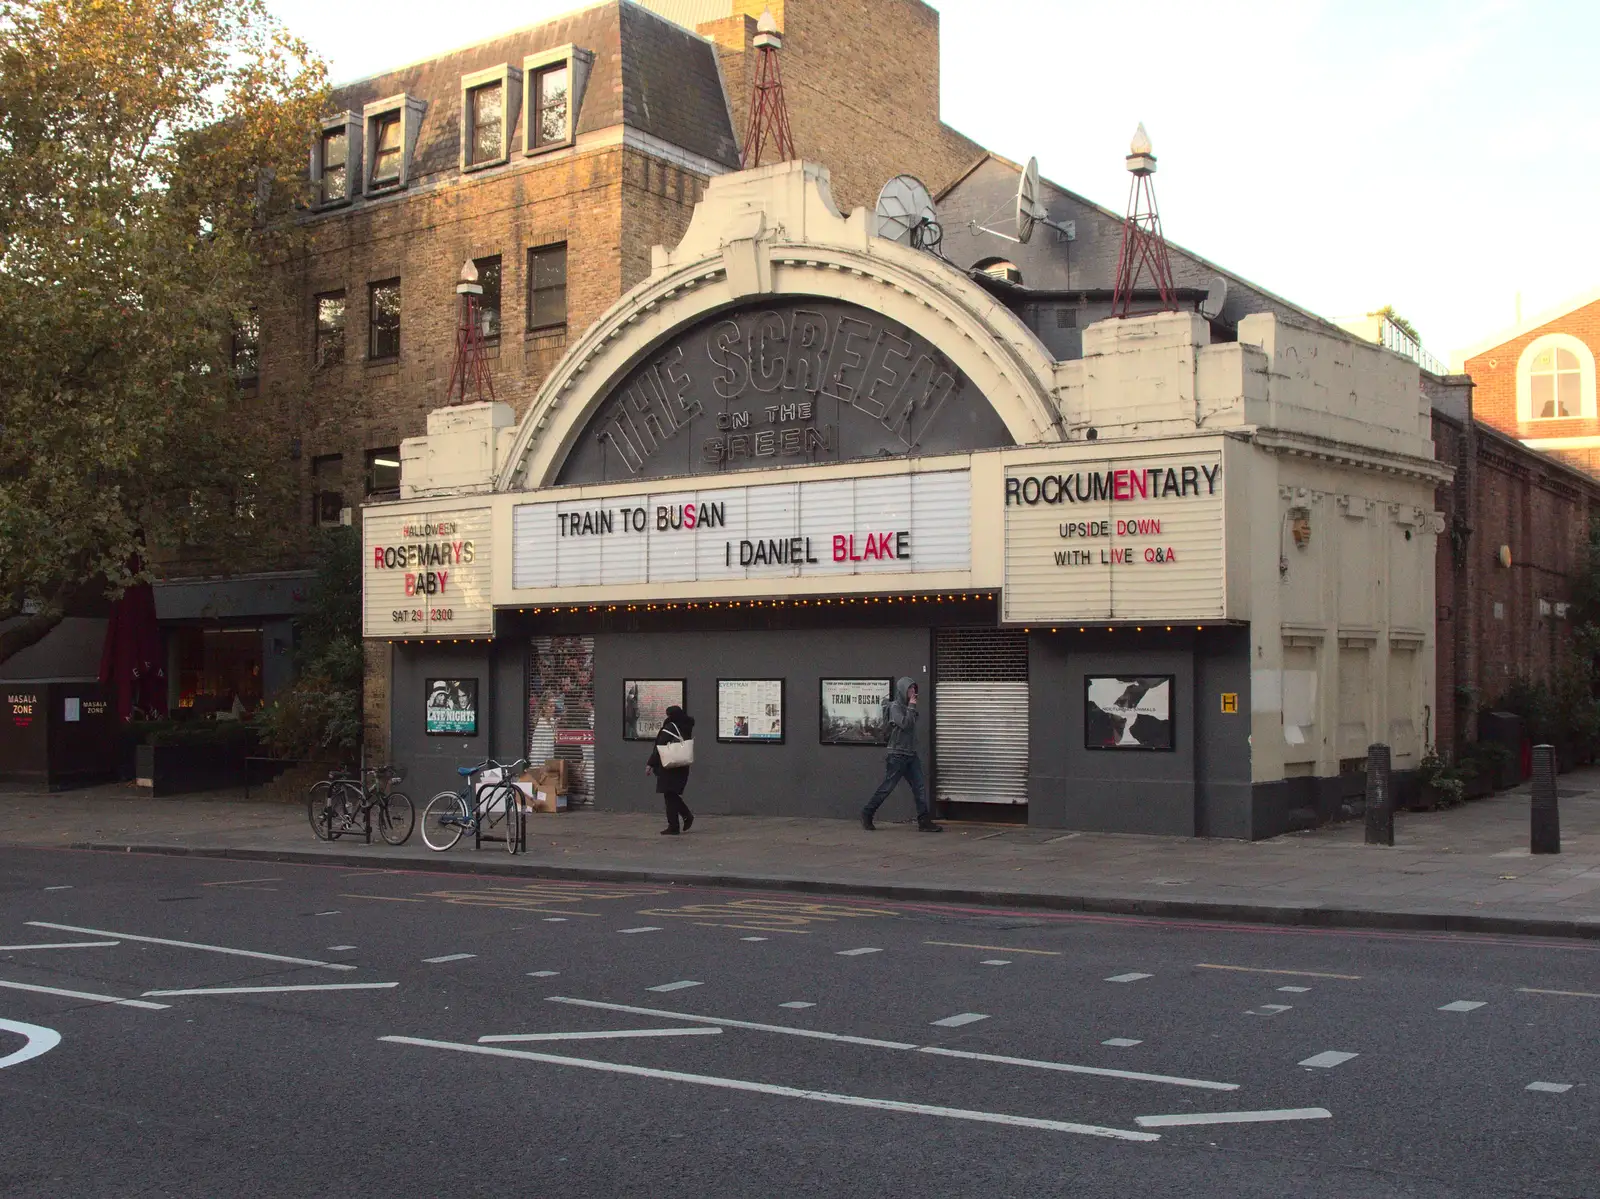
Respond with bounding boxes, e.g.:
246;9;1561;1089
646;705;695;835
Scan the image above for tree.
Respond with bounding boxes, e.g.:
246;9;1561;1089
0;0;328;659
1375;305;1422;348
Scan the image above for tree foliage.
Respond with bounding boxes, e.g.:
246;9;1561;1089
0;0;328;639
1375;304;1422;348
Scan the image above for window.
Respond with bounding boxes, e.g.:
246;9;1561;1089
1516;333;1597;423
474;254;502;341
369;279;401;361
314;291;345;369
320;128;348;203
369;111;402;187
527;243;567;331
365;447;401;497
232;310;260;385
531;64;569;149
311;454;344;526
468;81;504;166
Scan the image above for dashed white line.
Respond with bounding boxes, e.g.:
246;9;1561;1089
980;960;1011;967
1438;1000;1485;1012
837;947;882;956
779;1001;815;1009
1195;963;1360;981
1526;1081;1572;1093
1278;986;1311;994
618;927;662;935
201;877;282;888
1105;972;1153;984
143;982;398;997
1246;1004;1293;1017
740;937;769;942
1102;1038;1143;1048
328;945;357;952
381;1036;1160;1142
543;918;568;923
423;953;476;964
0;978;168;1011
647;981;703;993
1299;1051;1358;1069
0;941;119;952
26;921;357;971
314;911;341;916
527;971;560;978
43;886;72;891
548;996;918;1049
1136;1107;1332;1128
480;1028;723;1044
931;1012;990;1028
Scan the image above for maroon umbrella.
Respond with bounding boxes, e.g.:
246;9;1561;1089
99;567;167;721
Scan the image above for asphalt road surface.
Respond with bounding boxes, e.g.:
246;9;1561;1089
0;845;1594;1198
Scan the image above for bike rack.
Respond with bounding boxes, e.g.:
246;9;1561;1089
473;786;527;855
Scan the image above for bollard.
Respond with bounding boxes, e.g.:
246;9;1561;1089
1530;743;1560;854
1364;743;1393;846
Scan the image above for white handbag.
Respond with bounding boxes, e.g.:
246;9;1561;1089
657;725;694;768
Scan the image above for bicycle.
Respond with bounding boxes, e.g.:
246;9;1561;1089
419;758;528;853
307;766;415;846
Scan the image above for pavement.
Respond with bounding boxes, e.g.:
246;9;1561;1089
0;848;1594;1197
3;767;1600;940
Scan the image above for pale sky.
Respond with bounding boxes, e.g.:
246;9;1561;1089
265;0;1599;358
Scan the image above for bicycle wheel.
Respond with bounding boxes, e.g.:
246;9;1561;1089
378;791;416;846
482;784;521;853
307;781;337;841
420;791;468;851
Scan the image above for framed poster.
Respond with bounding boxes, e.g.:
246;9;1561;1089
1085;675;1174;751
623;679;686;741
819;678;892;746
425;678;479;736
717;678;785;744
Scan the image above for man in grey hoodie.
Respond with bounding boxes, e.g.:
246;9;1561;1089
861;677;942;832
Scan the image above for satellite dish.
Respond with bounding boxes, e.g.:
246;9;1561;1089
875;175;940;250
1016;157;1043;244
1199;276;1229;320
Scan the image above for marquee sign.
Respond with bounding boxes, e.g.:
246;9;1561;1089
1002;450;1226;622
513;471;971;590
555;299;1013;484
364;507;493;638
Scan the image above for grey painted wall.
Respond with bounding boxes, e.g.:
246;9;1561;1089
391;640;524;805
1193;625;1253;838
593;627;931;820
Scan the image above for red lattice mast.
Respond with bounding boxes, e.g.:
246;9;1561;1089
741;9;794;169
1111;123;1178;319
446;259;496;405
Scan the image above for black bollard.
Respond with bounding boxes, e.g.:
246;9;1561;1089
1531;743;1560;855
1364;743;1393;846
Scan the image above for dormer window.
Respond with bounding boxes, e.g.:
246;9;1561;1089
531;64;567;149
460;65;519;171
362;94;426;192
321;129;347;201
522;45;592;155
311;111;360;208
369;111;402;187
471;83;502;163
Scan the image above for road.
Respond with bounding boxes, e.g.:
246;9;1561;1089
0;845;1593;1198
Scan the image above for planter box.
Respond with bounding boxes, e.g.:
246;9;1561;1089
135;741;252;797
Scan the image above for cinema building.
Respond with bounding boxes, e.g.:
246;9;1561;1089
363;161;1448;839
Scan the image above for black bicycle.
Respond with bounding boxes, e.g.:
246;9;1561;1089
307;766;415;845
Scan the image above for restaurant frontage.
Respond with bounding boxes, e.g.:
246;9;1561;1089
362;161;1451;839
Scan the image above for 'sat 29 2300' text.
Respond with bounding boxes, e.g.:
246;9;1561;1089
392;607;453;623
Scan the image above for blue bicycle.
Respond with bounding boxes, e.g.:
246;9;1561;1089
420;758;528;853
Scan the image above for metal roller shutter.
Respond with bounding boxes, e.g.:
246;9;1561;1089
935;629;1029;806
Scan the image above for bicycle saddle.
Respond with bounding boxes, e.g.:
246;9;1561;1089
456;766;478;776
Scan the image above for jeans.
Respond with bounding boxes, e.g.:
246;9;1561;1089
864;752;929;820
663;791;692;831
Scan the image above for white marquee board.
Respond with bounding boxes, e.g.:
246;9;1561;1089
364;507;493;637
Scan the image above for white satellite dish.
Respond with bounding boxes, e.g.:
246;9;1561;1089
972;156;1074;245
874;175;940;250
1199;276;1229;320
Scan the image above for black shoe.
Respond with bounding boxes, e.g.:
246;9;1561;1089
660;827;680;835
682;812;694;832
917;818;944;833
861;809;876;831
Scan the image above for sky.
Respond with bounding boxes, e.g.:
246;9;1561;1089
264;0;1600;358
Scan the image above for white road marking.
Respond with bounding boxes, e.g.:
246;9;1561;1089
328;945;357;951
528;971;560;978
980;960;1011;967
201;877;282;887
1526;1081;1572;1093
740;937;769;942
1438;1000;1485;1012
917;1046;1238;1091
1278;986;1311;994
1102;1038;1142;1048
1299;1051;1358;1069
423;954;476;964
543;918;568;923
924;941;1061;957
0;1017;61;1069
314;911;340;916
1246;1004;1293;1017
780;1002;815;1009
1105;973;1152;983
479;1028;723;1044
26;921;357;972
380;1036;1160;1142
1518;987;1600;999
1136;1107;1332;1128
837;947;882;956
931;1012;990;1028
647;981;703;993
1196;963;1360;981
0;941;119;952
618;927;661;935
43;886;72;891
143;982;398;997
0;977;168;1010
549;996;918;1049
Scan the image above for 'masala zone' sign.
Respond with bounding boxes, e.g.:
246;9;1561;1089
555;299;1013;484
